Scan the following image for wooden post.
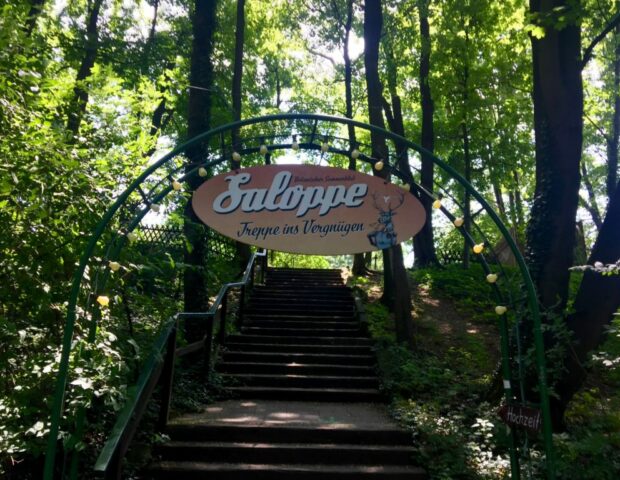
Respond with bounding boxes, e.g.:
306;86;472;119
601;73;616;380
203;318;214;380
157;324;177;431
237;285;245;329
217;293;228;345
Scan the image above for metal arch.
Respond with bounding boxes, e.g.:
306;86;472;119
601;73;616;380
44;113;554;479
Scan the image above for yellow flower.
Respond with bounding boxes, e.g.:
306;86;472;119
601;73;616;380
172;180;182;191
486;273;498;283
198;167;208;177
432;199;442;209
495;305;507;315
453;217;464;227
108;261;121;272
97;296;110;307
473;243;484;254
374;160;384;171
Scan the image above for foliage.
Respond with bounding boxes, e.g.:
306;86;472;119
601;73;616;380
354;271;510;479
411;264;516;324
270;252;331;269
552;318;620;479
0;0;618;476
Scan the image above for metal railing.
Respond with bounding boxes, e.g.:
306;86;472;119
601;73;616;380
93;249;267;479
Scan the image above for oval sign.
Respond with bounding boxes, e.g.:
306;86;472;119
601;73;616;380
192;164;426;255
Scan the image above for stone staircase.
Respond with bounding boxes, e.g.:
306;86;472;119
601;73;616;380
146;267;426;479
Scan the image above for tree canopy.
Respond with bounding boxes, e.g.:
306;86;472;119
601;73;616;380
1;0;620;478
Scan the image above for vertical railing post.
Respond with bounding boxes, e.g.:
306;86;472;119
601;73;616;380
203;317;214;380
157;322;177;431
217;292;228;345
237;285;246;329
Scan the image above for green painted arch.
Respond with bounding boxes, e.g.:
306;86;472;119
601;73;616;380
44;113;554;479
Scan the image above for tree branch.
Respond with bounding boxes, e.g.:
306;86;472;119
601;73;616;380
306;46;337;67
584;111;611;142
581;11;620;70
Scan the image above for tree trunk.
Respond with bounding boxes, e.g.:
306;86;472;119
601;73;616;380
364;0;391;306
607;15;620;199
25;0;45;36
341;0;366;276
231;0;245;160
580;162;603;230
415;0;439;268
66;0;104;136
526;0;583;312
553;179;620;425
492;178;507;221
460;22;472;269
513;170;525;229
230;0;251;267
184;0;218;333
364;0;413;345
145;8;173;155
462;120;472;269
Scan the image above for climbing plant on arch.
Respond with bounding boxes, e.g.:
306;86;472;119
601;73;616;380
43;113;556;479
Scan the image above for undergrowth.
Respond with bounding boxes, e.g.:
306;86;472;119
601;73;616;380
353;264;620;479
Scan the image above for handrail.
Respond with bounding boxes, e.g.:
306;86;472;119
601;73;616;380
93;249;267;479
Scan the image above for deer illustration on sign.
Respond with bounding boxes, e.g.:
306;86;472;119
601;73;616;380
367;191;405;249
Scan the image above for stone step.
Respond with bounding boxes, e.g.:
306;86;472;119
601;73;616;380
223;342;373;355
266;274;344;280
253;285;351;294
247;304;356;313
267;267;342;275
222;373;379;389
165;423;411;445
221;351;375;366
225;334;373;346
244;313;357;322
217;361;375;376
244;320;360;329
226;386;384;402
147;461;425;479
155;441;415;465
249;297;355;306
240;327;363;337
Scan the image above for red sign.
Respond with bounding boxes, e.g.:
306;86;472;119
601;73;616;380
497;404;542;432
192;165;426;255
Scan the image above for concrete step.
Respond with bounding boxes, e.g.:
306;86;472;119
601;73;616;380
223;342;374;355
244;313;357;322
247;305;356;314
222;373;379;389
226;386;384;402
249;297;355;306
155;441;415;465
253;285;351;294
240;327;363;337
225;334;373;346
217;361;375;376
221;351;375;366
165;423;411;445
244;320;360;329
147;461;426;479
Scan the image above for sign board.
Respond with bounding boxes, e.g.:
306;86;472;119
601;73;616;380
497;404;542;433
192;165;426;255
